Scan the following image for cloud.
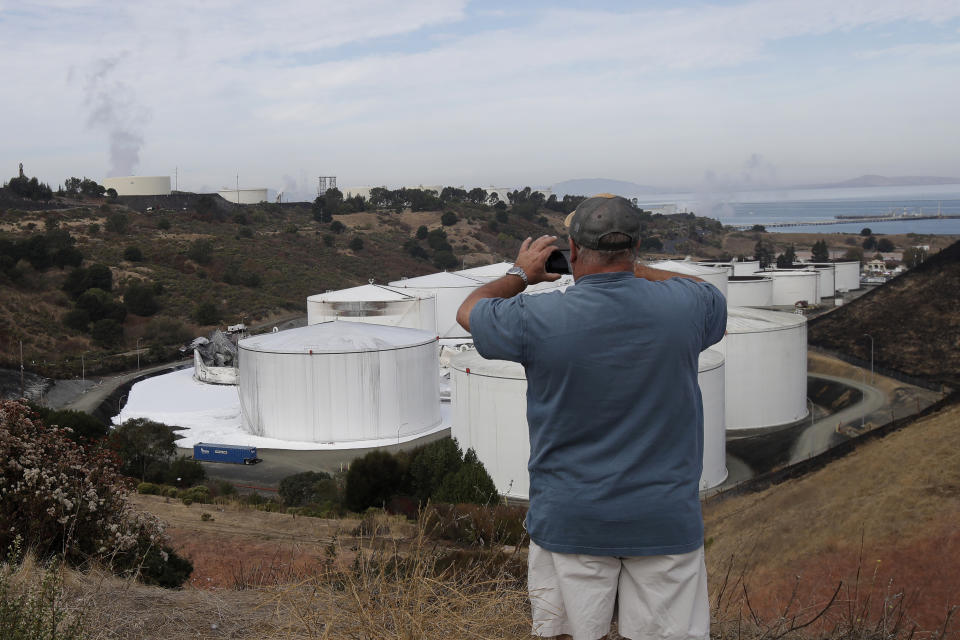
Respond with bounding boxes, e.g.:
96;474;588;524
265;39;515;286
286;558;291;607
856;41;960;59
2;0;959;189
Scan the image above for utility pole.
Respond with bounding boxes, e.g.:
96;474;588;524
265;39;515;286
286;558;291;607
136;338;142;372
19;340;24;398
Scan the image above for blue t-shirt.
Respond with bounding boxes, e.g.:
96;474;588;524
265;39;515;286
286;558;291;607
470;271;726;556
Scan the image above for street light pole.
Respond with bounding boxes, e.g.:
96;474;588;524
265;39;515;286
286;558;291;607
863;333;874;383
136;338;142;372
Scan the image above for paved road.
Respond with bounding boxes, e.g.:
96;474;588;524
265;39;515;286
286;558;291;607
788;373;887;464
58;361;190;414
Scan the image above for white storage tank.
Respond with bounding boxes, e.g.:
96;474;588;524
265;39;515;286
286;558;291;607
217;188;268;204
831;261;861;291
238;321;441;443
726;276;774;308
712;260;761;276
388;272;485;340
808;263;836;298
648;260;728;299
457;262;574;294
450;348;728;499
761;269;821;306
102;175;171;196
723;308;808;433
306;284;437;334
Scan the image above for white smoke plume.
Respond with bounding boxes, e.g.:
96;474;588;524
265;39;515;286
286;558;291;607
83;55;151;177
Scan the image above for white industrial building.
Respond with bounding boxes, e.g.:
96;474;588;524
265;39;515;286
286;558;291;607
217;188;268;204
721;308;808;433
648;260;728;299
760;269;821;306
306;284;437;334
449;348;728;499
237;322;441;443
102;175;171;196
388;272;486;341
726;276;774;308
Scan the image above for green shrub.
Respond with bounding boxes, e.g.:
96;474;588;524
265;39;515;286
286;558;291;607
123;246;144;262
416;225;428;240
91;318;123;347
137;482;163;495
433;449;498;505
87;223;100;234
187;239;214;265
200;512;213;522
105;212;129;234
238;226;254;238
330;220;346;234
178;485;211;505
165;456;207;487
432;250;458;270
0;400;191;587
192;301;220;325
345;451;404;512
349;236;364;251
279;471;339;507
29;406;107;443
407;439;462;504
62;308;90;333
156;218;171;230
124;282;160;316
440;211;458;226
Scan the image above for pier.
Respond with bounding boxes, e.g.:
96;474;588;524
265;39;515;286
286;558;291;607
733;214;960;231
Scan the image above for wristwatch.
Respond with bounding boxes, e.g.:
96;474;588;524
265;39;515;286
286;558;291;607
506;265;528;286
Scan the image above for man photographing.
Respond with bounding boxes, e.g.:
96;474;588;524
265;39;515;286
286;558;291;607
456;194;726;640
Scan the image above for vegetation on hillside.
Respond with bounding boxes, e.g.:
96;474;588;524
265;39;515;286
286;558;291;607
809;239;960;386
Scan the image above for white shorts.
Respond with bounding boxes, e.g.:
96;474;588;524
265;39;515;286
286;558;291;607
528;541;709;640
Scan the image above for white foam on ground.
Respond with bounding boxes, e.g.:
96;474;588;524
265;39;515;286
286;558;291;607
113;368;451;450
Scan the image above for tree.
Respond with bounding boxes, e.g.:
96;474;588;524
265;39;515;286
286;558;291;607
433;250;459;270
146;316;191;346
193;301;220;325
750;224;766;232
432;449;498;505
279;471;338;507
407;438;463;504
187;239;214;265
62;308;91;332
776;244;797;268
842;247;864;263
877;238;895;252
109;418;179;480
345;450;403;512
156;218;171;230
106;187;118;200
123;246;144;262
79;178;105;197
330;220;346;234
324;187;344;216
426;228;448;250
165;456;207;487
415;225;428;240
348;236;364;251
64;177;82;197
105;212;129;234
640;236;663;251
311;195;331;223
811;239;830;262
77;288;126;323
860;227;872;236
902;246;928;268
753;240;774;268
124;282;160;316
31;407;109;444
440;211;458;226
91;318;124;347
862;235;877;250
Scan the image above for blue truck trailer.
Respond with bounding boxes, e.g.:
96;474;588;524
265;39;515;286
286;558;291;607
193;443;260;465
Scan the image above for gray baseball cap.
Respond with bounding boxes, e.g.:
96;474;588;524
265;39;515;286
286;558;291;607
563;194;641;250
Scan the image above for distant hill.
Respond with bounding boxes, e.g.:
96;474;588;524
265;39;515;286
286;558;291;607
803;174;960;189
551;178;664;198
808;239;960;386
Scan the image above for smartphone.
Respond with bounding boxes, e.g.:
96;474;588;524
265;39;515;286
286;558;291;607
545;248;571;274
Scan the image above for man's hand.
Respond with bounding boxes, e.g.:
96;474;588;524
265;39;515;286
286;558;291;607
514;235;563;286
455;235;562;333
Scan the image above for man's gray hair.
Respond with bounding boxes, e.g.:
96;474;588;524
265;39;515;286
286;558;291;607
576;232;638;265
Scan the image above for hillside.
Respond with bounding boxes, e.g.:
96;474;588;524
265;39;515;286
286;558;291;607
809;239;960;387
703;398;960;634
0;188;738;378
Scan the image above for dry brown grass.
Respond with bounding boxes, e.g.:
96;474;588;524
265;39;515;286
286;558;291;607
705;401;960;633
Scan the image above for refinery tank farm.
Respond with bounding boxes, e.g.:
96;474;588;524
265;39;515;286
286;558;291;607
116;253;868;495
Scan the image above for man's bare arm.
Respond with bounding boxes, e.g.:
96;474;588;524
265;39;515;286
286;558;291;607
456;235;560;332
634;263;704;283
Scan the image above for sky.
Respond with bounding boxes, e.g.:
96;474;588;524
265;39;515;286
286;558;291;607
2;0;960;200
